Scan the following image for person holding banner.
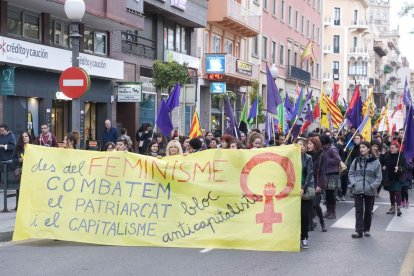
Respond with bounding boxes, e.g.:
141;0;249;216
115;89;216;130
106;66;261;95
383;141;406;216
295;138;315;249
165;140;183;156
307;136;327;232
348;141;382;238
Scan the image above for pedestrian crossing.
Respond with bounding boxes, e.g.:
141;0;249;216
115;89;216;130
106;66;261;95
331;203;414;232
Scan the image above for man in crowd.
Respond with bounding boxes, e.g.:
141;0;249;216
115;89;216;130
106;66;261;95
0;124;16;161
102;119;118;149
35;123;58;147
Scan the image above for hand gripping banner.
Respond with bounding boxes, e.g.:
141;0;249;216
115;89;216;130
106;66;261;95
13;144;301;251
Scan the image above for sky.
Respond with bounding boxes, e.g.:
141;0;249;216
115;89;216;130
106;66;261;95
390;1;414;67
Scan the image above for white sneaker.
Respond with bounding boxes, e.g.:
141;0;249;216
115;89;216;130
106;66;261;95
300;239;309;249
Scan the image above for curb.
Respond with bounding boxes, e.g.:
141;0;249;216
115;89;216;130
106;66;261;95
0;231;13;242
400;238;414;276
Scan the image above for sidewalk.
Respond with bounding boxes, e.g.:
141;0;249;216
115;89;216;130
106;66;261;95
0;191;17;242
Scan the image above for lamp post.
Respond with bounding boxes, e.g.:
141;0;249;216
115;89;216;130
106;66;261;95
64;0;85;147
269;63;279;81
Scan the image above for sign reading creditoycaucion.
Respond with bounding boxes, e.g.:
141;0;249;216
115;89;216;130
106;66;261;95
13;145;301;252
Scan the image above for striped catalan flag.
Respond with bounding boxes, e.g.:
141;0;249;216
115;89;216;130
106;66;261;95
322;91;343;127
189;110;202;138
362;88;375;118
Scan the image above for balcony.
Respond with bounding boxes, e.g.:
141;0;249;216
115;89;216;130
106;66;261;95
349;20;369;32
349;47;369;58
322;73;331;82
324;17;333;26
202;54;258;86
348;76;368;87
208;0;260;37
374;41;388;57
323;45;332;54
121;32;155;60
287;65;310;84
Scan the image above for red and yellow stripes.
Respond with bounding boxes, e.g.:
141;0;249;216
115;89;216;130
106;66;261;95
189;110;202;138
322;91;343;127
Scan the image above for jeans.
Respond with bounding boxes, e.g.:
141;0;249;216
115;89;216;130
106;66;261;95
354;194;374;233
301;199;312;240
389;191;402;207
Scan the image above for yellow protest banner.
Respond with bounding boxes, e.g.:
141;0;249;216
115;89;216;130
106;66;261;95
13;144;301;252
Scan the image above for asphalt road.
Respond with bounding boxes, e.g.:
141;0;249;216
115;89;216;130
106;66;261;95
1;198;413;276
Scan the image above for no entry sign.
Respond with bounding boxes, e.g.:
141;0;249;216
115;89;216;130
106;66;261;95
59;67;91;98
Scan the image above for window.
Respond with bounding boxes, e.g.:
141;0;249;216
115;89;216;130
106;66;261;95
307;20;310;38
294;52;298;67
317;28;320;44
263;0;268;10
262;36;268;60
224;39;233;55
165;27;174;50
50;20;70;48
333;61;339;80
353;10;358;24
212;34;222;53
288;6;292;26
7;9;40;40
94;32;107;54
235;43;239;58
287;49;291;66
295;11;299;30
301;15;305;34
175;25;181;52
204;31;209;54
333;35;340;53
273;0;277;16
271;41;277;64
353;37;358;49
279;45;284;65
349;60;367;76
334;7;340;25
163;24;190;54
316;63;320;79
312;24;315;40
252;36;258;56
84;29;94;52
281;1;285;21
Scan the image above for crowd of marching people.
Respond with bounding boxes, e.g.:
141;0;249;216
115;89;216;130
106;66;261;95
1;117;412;250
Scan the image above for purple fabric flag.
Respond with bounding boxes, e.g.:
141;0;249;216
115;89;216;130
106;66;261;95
403;77;412;107
284;92;294;121
266;64;283;115
248;98;258;120
404;105;414;161
225;96;238;137
342;97;348;112
166;83;181;112
156;99;174;137
264;112;272;145
290;90;313;139
347;93;363;128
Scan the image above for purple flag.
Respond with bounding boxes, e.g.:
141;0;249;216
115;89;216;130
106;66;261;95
156;99;174;137
284;92;294;121
266;64;282;115
291;87;304;120
291;90;313;139
403;77;412;107
248;98;258;120
404;105;414;161
166;83;181;112
225;96;238;137
347;94;363;128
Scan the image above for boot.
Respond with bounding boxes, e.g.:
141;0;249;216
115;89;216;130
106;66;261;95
386;205;396;215
321;222;327;232
326;204;336;219
397;207;402;216
324;204;331;218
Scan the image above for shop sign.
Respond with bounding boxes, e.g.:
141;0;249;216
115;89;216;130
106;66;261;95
117;82;142;102
0;66;14;95
205;54;226;74
210;82;226;94
171;0;186;10
0;35;123;79
236;60;253;76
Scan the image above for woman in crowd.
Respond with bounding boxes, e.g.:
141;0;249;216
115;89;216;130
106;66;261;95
229;140;244;149
248;133;264;149
166;140;183;156
295;138;315;249
63;132;77;149
180;136;191;153
383;141;405;216
146;140;161;157
307;136;327;232
320;134;342;219
115;137;129;152
103;142;115;151
220;134;233;149
348;141;382;238
208;138;218;149
155;133;167;155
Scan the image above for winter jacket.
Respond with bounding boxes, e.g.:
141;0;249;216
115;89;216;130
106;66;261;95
348;155;382;196
0;132;16;161
301;153;315;193
323;144;341;174
309;150;327;190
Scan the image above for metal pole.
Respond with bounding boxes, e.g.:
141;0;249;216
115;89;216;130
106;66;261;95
70;22;82;148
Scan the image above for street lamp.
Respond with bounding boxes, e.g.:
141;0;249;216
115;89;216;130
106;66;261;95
269;63;279;80
64;0;85;148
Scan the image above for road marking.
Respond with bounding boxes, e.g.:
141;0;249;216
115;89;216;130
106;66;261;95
386;207;414;233
399;238;414;276
200;248;213;253
63;79;84;86
331;205;379;229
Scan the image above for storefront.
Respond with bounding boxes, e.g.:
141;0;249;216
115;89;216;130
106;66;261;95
0;35;123;146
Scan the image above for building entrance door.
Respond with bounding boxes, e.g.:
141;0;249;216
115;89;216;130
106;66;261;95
51;100;70;143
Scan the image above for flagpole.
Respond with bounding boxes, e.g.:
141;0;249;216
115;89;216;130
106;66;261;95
335;119;347;139
255;93;259;129
343;130;359;152
271;116;276;145
284;115;299;143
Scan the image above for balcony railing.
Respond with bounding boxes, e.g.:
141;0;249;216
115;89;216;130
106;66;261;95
121;32;155;60
349;20;369;30
208;0;260;37
322;73;331;82
349;47;369;56
323;45;332;54
287;65;310;84
324;17;332;26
